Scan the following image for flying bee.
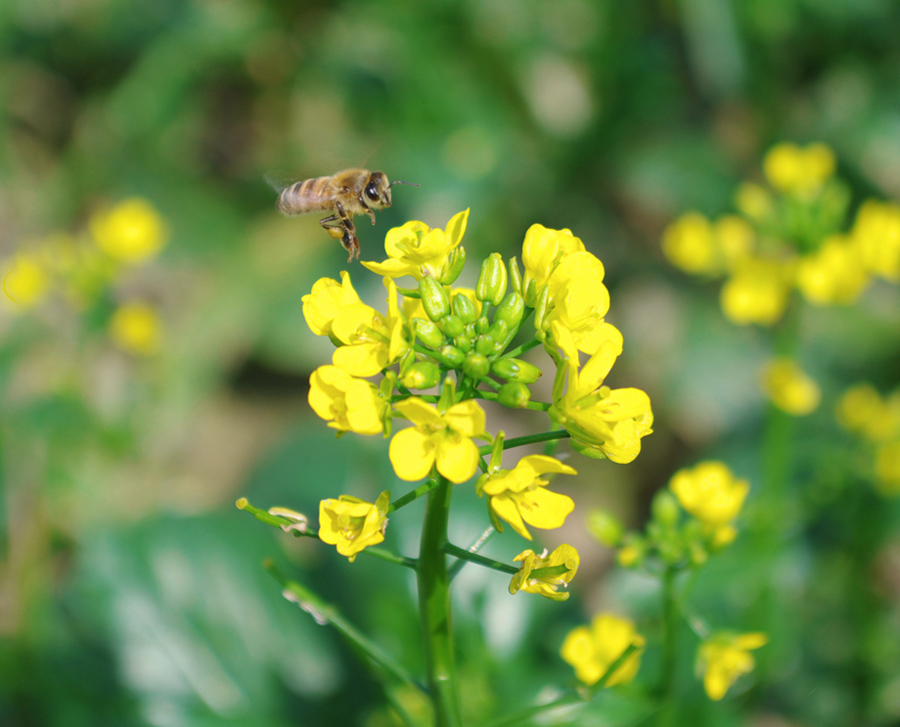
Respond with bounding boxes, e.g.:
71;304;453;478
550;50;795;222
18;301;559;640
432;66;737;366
269;168;419;261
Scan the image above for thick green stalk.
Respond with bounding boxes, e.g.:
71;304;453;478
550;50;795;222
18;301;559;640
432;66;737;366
658;566;678;727
418;477;462;727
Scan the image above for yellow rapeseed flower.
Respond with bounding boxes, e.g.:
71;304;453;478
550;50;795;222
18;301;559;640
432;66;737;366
548;322;653;464
330;278;410;377
734;182;774;222
796;235;869;305
697;632;767;700
850;200;900;281
477;455;576;540
669;461;749;529
302;271;362;337
318;491;390;562
389;397;486;484
720;257;792;326
521;223;585;295
761;358;821;416
560;613;645;686
91;198;168;263
509;544;579;601
763;142;835;197
308;365;388;435
362;209;469;281
3;252;49;309
109;302;162;355
836;382;884;436
661;212;717;275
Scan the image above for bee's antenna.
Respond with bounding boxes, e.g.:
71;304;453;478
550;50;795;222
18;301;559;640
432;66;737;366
389;180;420;188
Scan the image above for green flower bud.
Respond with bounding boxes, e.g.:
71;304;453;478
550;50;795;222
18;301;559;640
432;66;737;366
475;316;490;335
487;319;509;350
652;490;681;527
532;286;550;332
455;333;473;352
498;382;531;408
441;314;465;339
419;276;450;321
441;345;465;367
508;257;523;295
494;292;524;330
475;334;495;356
401;361;442;390
587;510;624;547
490;357;542;383
451;292;478;324
438;246;467;285
476;253;508;305
414;318;444;349
462;352;490;379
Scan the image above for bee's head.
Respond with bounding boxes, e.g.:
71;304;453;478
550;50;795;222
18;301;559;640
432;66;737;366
364;172;419;210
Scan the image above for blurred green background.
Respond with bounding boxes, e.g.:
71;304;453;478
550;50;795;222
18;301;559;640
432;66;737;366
2;0;900;725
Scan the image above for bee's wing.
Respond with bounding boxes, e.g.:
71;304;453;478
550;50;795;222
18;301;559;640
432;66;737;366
264;171;303;192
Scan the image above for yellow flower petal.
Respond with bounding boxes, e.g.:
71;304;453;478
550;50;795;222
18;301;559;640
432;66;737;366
389;427;437;481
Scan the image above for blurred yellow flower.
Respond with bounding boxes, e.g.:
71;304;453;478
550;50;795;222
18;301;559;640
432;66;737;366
308;365;388;436
796;235;869;305
109;302;162;355
761;358;821;416
389;397;486;484
662;213;755;276
509;544;579;601
362;209;469;281
478;454;576;540
670;461;749;528
302;271;362;337
91;198;168;263
3;252;49;309
734;182;774;222
850;199;900;281
318;491;390;562
697;632;767;700
763;142;835;197
720;257;792;326
560;613;645;686
836;384;900;443
549;322;653;464
875;442;900;497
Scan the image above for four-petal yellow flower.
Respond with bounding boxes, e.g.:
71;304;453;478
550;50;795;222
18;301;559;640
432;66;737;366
509;544;579;601
302;271;362;338
560;613;645;686
308;365;388;435
390;397;486;483
478;455;576;540
318;491;390;562
697;632;767;700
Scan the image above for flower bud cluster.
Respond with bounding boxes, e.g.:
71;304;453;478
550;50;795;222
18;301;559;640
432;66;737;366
591;461;749;570
836;382;900;497
662;142;900;327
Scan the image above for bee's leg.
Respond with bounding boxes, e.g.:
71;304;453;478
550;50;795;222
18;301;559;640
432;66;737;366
334;202;360;261
357;194;377;225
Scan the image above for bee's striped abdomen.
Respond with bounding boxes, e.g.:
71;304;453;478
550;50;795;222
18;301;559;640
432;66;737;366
276;176;335;216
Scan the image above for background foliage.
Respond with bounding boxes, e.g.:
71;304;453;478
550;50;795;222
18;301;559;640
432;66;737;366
2;0;900;725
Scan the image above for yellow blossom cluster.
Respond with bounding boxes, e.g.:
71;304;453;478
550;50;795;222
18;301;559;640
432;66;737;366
837;383;900;496
662;142;900;326
299;210;653;594
2;198;168;356
760;358;821;416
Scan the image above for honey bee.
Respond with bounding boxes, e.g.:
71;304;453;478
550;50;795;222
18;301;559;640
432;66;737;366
270;168;418;261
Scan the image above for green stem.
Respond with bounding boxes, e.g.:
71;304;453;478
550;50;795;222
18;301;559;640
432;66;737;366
479;430;569;456
500;337;541;360
418;477;462;727
472;390;551;411
264;560;427;696
447;526;496;579
443;543;518;575
658;566;678;726
390;478;442;513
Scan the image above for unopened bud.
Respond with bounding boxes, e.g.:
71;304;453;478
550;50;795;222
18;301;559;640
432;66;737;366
441;345;465;367
401;361;442;390
462;352;490;379
508;257;523;295
441;314;465;339
452;292;478;324
652;490;681;527
476;253;508;305
475;334;495;356
495;292;524;330
491;358;542;383
587;510;624;547
415;318;444;349
419;276;450;321
438;246;467;285
498;382;531;408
